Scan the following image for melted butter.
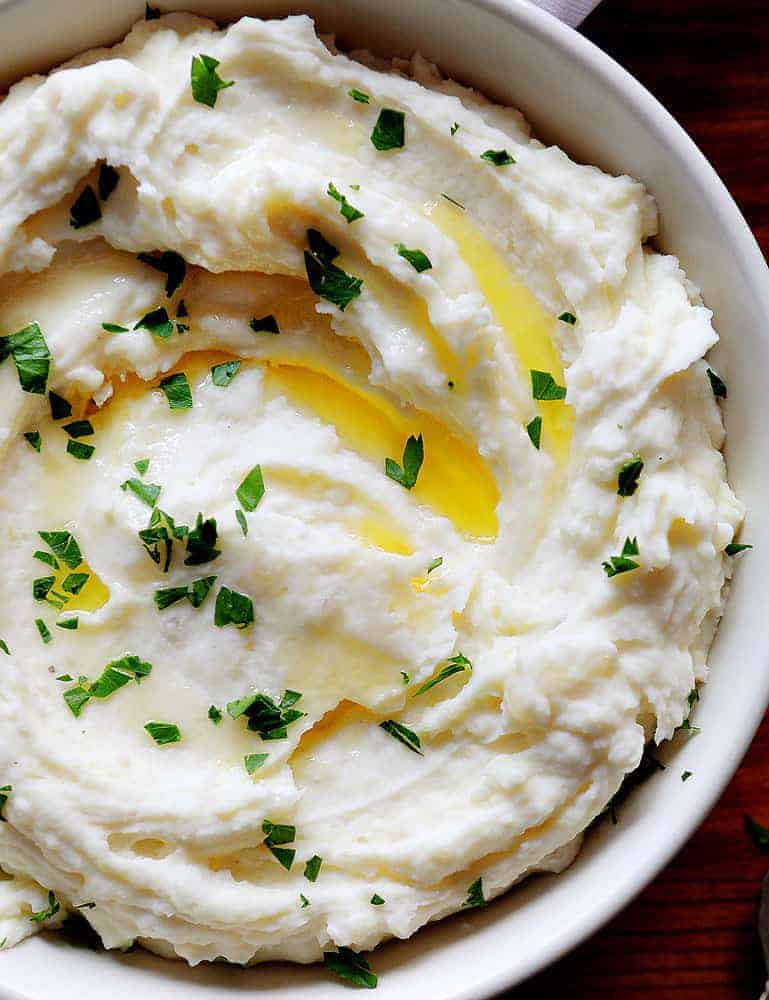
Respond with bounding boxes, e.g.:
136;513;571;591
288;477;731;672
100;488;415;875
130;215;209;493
425;200;574;463
50;558;110;614
348;515;413;556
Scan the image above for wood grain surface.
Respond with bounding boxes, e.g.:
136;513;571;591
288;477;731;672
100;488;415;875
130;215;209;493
512;1;769;996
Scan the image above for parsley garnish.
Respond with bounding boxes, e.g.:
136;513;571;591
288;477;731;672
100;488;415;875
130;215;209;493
396;243;432;272
400;671;410;684
48;391;71;420
262;819;296;870
415;653;471;696
525;415;542;450
139;508;185;572
440;192;465;210
244;753;268;774
159;372;193;410
237;465;265;512
24;431;42;452
0;323;52;394
137;251;186;297
184;513;220;565
531;370;566;400
745;814;769;848
39;530;81;569
304;855;322;882
681;770;693;782
379;719;422;755
304;228;363;311
706;367;727;399
327;182;364;223
324;948;377;990
67;440;94;461
249;315;280;334
212;360;241;386
134;307;174;339
56;618;78;630
102;323;128;333
134;458;150;476
62;572;88;595
0;640;8;655
427;556;443;574
214;585;254;628
463;877;485;908
480;149;515;166
385;434;423;489
35;619;52;644
0;785;11;820
370;894;385;906
725;542;752;556
63;419;93;439
69;186;101;228
450;122;460;136
190;54;234;108
300;894;310;908
236;509;248;536
371;108;405;151
154;576;216;610
121;478;161;508
97;164;119;202
617;456;644;497
208;705;222;724
348;88;370;103
602;537;640;577
63;655;152;716
144;721;181;745
29;891;60;923
558;311;577;325
227;689;304;739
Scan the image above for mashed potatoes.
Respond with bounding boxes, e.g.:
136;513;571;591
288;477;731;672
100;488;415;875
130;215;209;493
0;11;743;972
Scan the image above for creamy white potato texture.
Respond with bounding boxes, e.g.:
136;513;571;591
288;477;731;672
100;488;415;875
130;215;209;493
0;11;743;970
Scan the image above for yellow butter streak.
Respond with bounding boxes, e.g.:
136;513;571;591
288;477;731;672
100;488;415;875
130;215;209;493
50;559;109;614
426;200;573;463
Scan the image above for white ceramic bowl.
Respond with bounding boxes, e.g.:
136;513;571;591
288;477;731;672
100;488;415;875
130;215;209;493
1;1;767;997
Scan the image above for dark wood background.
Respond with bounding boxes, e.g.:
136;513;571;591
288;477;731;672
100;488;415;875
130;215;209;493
514;0;769;995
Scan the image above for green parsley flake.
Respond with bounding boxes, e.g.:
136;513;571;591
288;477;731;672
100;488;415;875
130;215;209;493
121;478;161;508
396;243;432;272
414;653;472;696
617;456;644;497
525;415;542;450
144;720;181;745
300;894;310;908
29;891;60;923
249;315;280;335
63;655;152;716
190;54;234;108
237;464;265;512
262;819;296;870
371;108;405;151
48;391;71;420
558;311;577;325
0;323;52;394
450;122;460;136
400;671;410;684
602;537;640;578
56;674;73;681
304;854;323;882
212;360;241;386
323;948;377;990
139;508;184;573
0;641;9;655
463;877;485;908
134;458;150;476
24;431;42;452
62;419;94;439
681;770;693;782
426;556;443;574
531;370;566;401
214;585;254;629
327;181;364;223
379;719;423;755
385;433;423;490
244;753;268;775
154;576;216;611
370;894;385;906
236;508;248;536
227;689;305;740
69;186;101;228
348;88;370;103
102;323;129;333
706;367;727;399
184;513;220;565
304;228;363;311
33;575;55;601
208;705;222;724
56;618;78;630
67;440;94;461
97;163;119;202
0;785;11;820
35;619;52;644
725;542;752;556
159;372;193;410
39;530;81;569
137;251;186;297
62;572;88;595
480;149;515;166
745;814;769;848
134;307;174;340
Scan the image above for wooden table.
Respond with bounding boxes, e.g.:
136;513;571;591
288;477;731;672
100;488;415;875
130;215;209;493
514;1;769;995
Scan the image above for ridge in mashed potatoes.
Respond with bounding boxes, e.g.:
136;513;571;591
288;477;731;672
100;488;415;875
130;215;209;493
0;10;743;972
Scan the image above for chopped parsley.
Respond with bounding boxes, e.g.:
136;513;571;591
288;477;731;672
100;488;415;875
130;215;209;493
121;478;162;508
227;689;305;740
29;890;60;923
0;641;9;655
0;785;10;820
33;575;56;603
39;530;81;570
370;894;385;906
400;671;410;684
159;372;193;410
379;719;423;755
134;458;150;476
35;619;52;644
208;705;222;724
725;542;752;556
56;674;73;681
144;721;182;745
348;88;370;103
244;753;268;774
427;556;443;574
463;877;485;908
69;186;101;228
190;54;233;108
531;370;566;401
97;164;119;202
480;149;515;166
414;653;472;696
102;323;128;333
304;854;323;882
48;391;72;420
137;251;186;297
681;770;693;782
237;464;265;512
450;122;460;136
327;181;364;224
134;307;174;339
617;456;644;497
440;192;465;210
212;360;241;386
262;819;296;870
62;420;94;439
324;948;377;990
67;440;95;461
249;315;280;335
602;537;640;577
525;415;542;450
745;814;769;848
395;243;432;272
706;367;727;399
184;513;220;565
214;585;254;628
300;894;310;908
0;323;52;394
236;509;248;536
154;576;216;610
385;433;423;490
63;655;152;716
139;508;186;573
24;431;42;452
370;108;405;151
558;311;577;325
304;228;363;311
62;572;88;594
56;618;78;630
